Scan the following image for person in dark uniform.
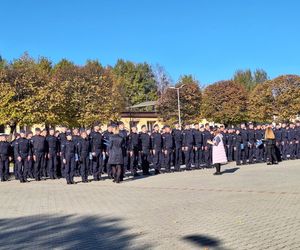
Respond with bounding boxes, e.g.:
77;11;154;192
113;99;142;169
295;121;300;159
14;130;31;183
182;124;194;170
128;126;140;177
172;123;182;171
90;122;103;181
102;124;113;178
119;122;129;179
193;124;203;169
281;123;289;160
61;131;77;184
77;130;91;183
108;123;125;183
46;128;59;179
11;133;20;180
255;124;265;163
248;123;256;164
0;134;12;182
226;128;234;162
151;124;162;175
31;128;46;181
233;128;243;166
58;126;67;178
240;123;249;165
40;129;48;178
86;128;93;175
72;128;81;176
274;124;282;161
26;131;34;179
139;125;151;175
288;123;296;160
162;125;174;172
202;124;213;168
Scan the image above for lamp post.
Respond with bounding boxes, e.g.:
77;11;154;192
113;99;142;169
168;84;185;128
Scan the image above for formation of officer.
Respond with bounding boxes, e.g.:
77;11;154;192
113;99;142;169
1;120;300;184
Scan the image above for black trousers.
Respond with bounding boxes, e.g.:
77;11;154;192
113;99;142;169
184;146;193;169
141;151;150;174
17;158;29;182
214;163;221;173
194;147;203;168
130;148;139;174
0;157;9;181
92;153;103;180
65;156;75;184
80;155;89;182
34;153;44;180
48;153;58;179
266;145;278;163
152;150;162;170
174;147;182;170
163;150;172;171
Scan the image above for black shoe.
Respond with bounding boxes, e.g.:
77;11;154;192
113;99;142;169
154;170;160;175
213;172;221;175
133;173;140;177
267;162;272;165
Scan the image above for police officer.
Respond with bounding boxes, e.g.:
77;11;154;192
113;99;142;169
233;128;243;166
26;131;34;178
182;124;194;170
31;128;46;181
14;130;31;183
40;129;48;177
240;123;249;165
61;131;77;184
172;123;182;171
202;124;213;168
103;124;113;177
90;122;103;181
247;123;256;164
77;130;90;183
128;126;140;177
46;128;59;179
119;122;129;179
193;124;203;169
255;124;265;163
151;124;162;175
162;125;174;172
11;133;20;180
226;128;234;162
0;134;12;182
58;126;67;178
139;125;151;175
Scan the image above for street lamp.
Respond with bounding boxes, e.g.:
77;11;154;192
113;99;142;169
168;84;185;128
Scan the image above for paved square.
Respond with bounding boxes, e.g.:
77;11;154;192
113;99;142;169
0;161;299;250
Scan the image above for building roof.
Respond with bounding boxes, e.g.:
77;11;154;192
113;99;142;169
129;101;158;109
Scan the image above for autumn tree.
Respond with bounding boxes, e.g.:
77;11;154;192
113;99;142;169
201;80;248;125
248;81;275;123
157;75;202;125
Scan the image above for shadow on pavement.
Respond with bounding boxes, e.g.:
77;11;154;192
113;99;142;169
182;234;223;249
0;214;150;249
221;167;240;174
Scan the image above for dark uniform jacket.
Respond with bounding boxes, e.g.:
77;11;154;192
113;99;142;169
61;140;77;160
77;138;91;158
46;135;59;155
151;131;162;151
14;138;31;158
182;129;194;147
128;132;139;151
139;132;151;153
31;135;46;155
172;129;182;148
162;132;174;150
0;141;12;160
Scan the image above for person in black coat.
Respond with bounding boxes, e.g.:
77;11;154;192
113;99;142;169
46;128;59;179
77;130;91;183
108;124;125;183
61;132;77;184
0;134;12;182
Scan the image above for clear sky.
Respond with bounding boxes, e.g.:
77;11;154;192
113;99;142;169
1;0;299;85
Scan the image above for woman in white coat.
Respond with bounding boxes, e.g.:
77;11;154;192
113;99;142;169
207;128;228;175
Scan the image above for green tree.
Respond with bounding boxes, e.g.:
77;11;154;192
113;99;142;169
233;69;268;90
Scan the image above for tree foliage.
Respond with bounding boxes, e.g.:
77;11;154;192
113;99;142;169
201;80;248;125
233;69;268;91
157;75;202;125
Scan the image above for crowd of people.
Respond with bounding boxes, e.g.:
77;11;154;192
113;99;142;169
0;120;299;184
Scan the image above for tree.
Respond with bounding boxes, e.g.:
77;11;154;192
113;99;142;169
233;69;268;91
113;60;158;106
201;80;248;125
247;81;275;123
157;75;202;125
270;75;300;121
152;64;172;97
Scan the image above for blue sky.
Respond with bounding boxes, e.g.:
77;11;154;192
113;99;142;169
1;0;299;85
